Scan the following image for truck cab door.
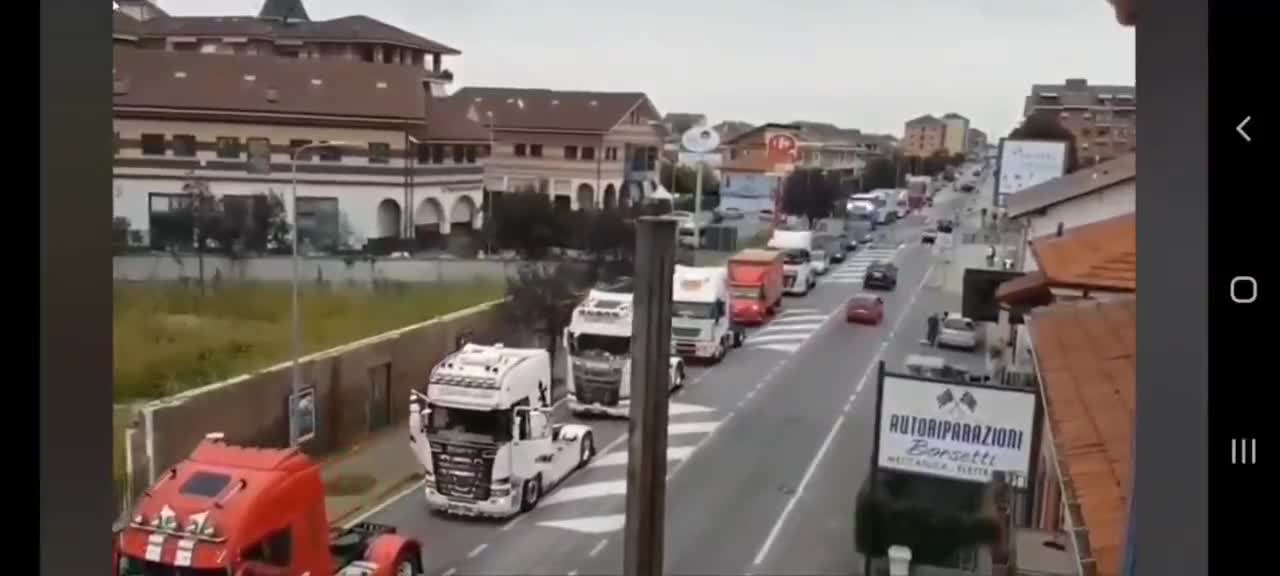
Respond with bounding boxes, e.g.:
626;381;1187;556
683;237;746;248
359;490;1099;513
513;406;553;477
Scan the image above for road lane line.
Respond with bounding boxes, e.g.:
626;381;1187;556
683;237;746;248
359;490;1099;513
501;514;524;532
341;479;426;528
751;261;933;568
442;568;457;576
588;538;609;558
467;543;488;559
567;570;579;576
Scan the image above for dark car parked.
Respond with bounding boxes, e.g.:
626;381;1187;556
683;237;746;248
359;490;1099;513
862;261;899;290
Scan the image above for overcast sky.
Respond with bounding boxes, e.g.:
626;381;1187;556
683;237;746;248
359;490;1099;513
152;0;1134;137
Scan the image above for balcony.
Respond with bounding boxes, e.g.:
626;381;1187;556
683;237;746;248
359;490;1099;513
424;68;454;82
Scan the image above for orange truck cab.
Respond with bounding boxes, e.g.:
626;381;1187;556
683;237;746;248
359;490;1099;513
727;248;785;325
114;434;424;576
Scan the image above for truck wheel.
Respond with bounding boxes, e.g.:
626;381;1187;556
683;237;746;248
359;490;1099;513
520;475;543;512
733;329;745;348
390;549;420;576
578;432;595;469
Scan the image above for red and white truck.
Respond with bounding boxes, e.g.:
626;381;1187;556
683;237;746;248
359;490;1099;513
114;434;424;576
727;248;785;325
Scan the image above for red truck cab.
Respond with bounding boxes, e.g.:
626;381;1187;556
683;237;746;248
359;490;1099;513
115;434;423;576
727;248;785;325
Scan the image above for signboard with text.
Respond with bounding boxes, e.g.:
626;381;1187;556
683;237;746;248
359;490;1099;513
876;372;1038;488
994;138;1068;208
766;133;799;170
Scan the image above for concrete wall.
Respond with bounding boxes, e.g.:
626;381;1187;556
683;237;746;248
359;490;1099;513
126;299;518;503
112;254;576;285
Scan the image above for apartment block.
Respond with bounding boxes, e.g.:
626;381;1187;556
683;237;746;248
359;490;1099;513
1024;78;1137;164
901;114;947;157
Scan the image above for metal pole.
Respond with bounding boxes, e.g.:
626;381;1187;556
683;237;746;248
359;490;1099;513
693;161;703;247
289;150;301;448
487;112;496;252
623;217;677;576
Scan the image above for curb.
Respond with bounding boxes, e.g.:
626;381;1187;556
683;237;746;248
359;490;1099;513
330;472;424;528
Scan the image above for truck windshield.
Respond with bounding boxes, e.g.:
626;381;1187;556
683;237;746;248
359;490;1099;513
119;556;226;576
573;333;631;356
426;404;513;443
782;250;809;265
730;286;761;300
673;301;715;319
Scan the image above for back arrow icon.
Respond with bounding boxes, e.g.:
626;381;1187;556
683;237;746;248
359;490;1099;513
1238;117;1252;142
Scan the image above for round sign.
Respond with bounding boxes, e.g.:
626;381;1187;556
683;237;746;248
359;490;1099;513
681;127;721;153
767;134;798;155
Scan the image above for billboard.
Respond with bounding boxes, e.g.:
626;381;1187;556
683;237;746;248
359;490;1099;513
994;138;1068;208
877;373;1038;488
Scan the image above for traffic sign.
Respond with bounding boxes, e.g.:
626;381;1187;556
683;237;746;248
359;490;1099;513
681;126;721;153
678;152;722;166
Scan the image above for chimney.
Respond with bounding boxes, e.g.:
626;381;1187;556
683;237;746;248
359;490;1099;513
1064;78;1088;89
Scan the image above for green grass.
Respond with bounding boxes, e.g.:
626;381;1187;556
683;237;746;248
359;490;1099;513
113;279;504;402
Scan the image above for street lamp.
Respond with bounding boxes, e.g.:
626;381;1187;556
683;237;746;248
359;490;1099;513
288;140;353;447
485;111;496;252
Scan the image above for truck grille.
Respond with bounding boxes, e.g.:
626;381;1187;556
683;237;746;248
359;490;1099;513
430;441;495;502
784;275;796;287
576;381;621;406
672;327;702;339
674;341;700;355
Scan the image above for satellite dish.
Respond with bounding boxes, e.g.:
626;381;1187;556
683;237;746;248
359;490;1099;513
681;126;720;153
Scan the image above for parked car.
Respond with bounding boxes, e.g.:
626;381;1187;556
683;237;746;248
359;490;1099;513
759;208;775;222
937;315;983;351
862;262;899;290
960;183;976;193
718;206;745;220
830;236;848;263
846;293;885;325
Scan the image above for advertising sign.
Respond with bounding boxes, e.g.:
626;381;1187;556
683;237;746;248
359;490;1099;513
876;373;1038;488
289;387;317;444
678;152;723;167
766;133;799;168
681;126;721;153
995;138;1068;208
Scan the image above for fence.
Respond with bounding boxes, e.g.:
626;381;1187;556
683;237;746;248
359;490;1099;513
112;253;578;285
116;297;516;520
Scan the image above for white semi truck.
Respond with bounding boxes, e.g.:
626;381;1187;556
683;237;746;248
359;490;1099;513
671;265;745;362
768;229;819;294
408;343;596;518
565;278;687;417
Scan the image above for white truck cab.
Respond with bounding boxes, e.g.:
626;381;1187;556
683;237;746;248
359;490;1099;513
769;230;818;294
408;343;595;518
565;279;686;417
671;265;745;362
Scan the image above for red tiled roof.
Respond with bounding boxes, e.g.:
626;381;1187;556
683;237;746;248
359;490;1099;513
1030;213;1136;292
449;87;659;133
1029;298;1135;576
121;14;460;55
994;270;1054;307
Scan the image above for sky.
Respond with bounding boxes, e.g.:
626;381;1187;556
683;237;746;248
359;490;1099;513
150;0;1134;138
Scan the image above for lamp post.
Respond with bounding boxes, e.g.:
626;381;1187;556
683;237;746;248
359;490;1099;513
288;140;353;447
485;111;496;252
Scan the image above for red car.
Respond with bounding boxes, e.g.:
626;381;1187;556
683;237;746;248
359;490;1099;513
846;293;885;325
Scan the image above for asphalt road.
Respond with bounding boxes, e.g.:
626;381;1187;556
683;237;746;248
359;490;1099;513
357;188;981;576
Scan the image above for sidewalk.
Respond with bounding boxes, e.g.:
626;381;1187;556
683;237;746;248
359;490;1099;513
321;422;422;526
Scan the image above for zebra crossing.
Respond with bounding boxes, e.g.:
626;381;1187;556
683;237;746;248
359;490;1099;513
534;401;721;535
822;246;901;284
741;308;828;353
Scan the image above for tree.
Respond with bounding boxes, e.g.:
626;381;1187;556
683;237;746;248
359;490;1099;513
500;263;586;368
781;168;843;229
659;163;720;198
182;175;220;293
492;186;567;259
861;154;906;191
1009;112;1080;172
581;209;636;284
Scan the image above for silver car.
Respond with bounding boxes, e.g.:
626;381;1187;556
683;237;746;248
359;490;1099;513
937;316;983;351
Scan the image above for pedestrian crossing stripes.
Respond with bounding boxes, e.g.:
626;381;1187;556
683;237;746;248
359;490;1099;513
742;308;827;352
534;402;721;534
822;247;901;284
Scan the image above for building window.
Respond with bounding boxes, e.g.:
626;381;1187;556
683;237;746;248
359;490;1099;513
514;143;527;157
465;146;478;164
296;197;340;251
246;138;271;174
729;149;738;160
114;132;120;156
605;147;618;161
564;146;579;160
582;146;596;161
147;193;194;249
289;139;313;160
452;145;465;164
431;144;445;164
216;137;242;159
171;134;197;157
531;144;543;158
368;142;391;164
317;141;342;162
481;145;491;158
630;111;641;125
416;143;430;164
646;147;658;170
140;133;166;156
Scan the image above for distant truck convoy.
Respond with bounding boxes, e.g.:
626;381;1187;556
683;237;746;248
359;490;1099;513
115;434;425;576
727;248;784;324
409;343;596;518
671;265;745;362
563;279;686;417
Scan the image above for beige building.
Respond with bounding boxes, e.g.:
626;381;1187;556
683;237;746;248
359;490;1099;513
446;87;665;211
901;114;947;157
1025;78;1137;164
940;113;970;156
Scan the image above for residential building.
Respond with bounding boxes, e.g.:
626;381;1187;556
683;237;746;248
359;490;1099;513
718;123;803;212
450;87;665;211
711;120;755;143
901;114;947;157
1006;153;1136;271
663;113;708;137
967;128;988;155
111;45;485;252
1024;79;1137;164
791;121;867;175
941;113;970;156
112;0;459;94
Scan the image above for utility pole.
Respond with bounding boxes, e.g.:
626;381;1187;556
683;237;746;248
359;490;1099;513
693;161;703;247
623;217;677;576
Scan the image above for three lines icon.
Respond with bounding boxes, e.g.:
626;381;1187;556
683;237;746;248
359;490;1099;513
1231;438;1257;464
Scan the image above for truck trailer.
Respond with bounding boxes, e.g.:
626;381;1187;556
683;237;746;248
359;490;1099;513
671;265;745;362
563;278;687;417
768;229;818;294
408;343;596;518
727;249;784;325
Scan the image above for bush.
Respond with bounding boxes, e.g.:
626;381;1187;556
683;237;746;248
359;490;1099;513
855;475;999;566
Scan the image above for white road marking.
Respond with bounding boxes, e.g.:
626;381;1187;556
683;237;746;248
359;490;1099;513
588;538;610;558
669;421;719;436
669;402;715;416
589;445;695;468
537;514;626;535
776;308;821;316
766;314;829;324
751;343;802;353
752;323;825;335
746;334;813;345
467;543;488;559
341;479;426;529
751;261;935;568
500;513;524;532
568;570;579;576
442;568;457;576
540;480;628;506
